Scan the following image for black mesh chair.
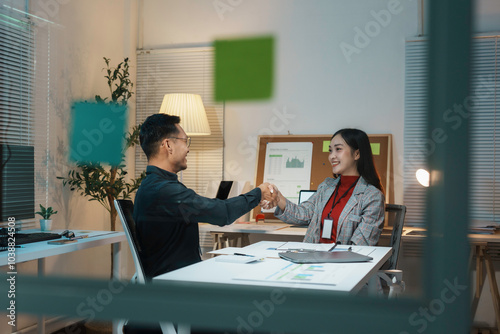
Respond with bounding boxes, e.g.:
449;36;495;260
377;204;407;298
115;199;189;334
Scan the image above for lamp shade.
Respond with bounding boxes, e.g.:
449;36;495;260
416;168;430;187
159;93;211;135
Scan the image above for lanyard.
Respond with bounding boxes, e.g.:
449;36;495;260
327;177;358;219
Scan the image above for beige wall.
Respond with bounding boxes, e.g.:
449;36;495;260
0;1;138;331
49;0;138;279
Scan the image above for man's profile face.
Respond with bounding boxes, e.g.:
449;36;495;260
170;124;190;173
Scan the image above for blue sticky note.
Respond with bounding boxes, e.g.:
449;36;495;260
69;102;127;166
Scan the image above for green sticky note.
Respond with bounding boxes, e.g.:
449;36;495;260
215;36;274;101
371;143;380;155
323;140;330;153
69;102;127;166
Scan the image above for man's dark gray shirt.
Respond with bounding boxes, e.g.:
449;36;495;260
133;165;261;278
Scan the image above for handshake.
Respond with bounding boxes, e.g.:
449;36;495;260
257;182;282;210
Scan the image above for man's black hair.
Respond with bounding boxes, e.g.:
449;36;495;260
139;113;180;159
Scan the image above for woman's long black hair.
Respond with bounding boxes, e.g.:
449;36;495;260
332;128;384;193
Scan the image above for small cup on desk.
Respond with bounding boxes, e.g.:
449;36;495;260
40;219;52;231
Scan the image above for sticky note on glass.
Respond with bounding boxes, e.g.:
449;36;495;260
69;102;127;166
370;143;380;155
215;36;274;101
323;141;330;152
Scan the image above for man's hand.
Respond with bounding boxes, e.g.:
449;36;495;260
260;184;286;211
258;182;278;209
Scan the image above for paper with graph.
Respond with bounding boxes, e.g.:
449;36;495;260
262;142;313;210
234;262;351;286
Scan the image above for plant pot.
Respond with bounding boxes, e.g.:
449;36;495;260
40;219;52;231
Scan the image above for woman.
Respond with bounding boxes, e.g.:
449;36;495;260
271;128;385;246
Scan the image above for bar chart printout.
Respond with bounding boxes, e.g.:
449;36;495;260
234;262;352;285
262;142;313;211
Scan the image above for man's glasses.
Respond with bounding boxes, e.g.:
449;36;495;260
168;136;191;147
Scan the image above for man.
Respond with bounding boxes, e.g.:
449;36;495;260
134;113;276;278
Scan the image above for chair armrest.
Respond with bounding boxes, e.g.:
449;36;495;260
377;269;405;298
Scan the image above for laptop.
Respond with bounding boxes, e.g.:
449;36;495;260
215;181;233;200
279;250;373;263
298;190;316;204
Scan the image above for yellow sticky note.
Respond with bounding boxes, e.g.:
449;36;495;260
371;143;380;155
323;140;330;152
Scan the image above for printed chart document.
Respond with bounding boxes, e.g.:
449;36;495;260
234;261;352;286
262;142;313;211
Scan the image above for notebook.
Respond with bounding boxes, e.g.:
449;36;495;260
278;250;373;263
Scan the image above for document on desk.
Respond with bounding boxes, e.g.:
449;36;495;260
210;224;287;233
276;242;326;251
209;247;243;255
215;255;260;264
234;262;352;286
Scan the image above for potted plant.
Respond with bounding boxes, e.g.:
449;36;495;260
35;204;58;231
58;57;145;274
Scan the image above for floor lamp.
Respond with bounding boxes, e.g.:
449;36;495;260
158;93;211;181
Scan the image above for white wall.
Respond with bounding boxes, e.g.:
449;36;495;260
141;0;419;203
0;2;139;332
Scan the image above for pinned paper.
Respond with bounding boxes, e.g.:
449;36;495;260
323;140;330;152
370;143;380;155
215;36;274;101
69;102;127;165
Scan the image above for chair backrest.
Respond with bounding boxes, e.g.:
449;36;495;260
114;199;147;284
382;204;407;270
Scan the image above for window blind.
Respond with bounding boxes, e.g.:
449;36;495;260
0;5;54;226
0;8;33;145
0;7;35;222
136;47;224;194
404;36;499;225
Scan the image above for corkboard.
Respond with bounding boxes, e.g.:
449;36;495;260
253;134;393;220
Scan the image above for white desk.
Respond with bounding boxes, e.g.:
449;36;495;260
0;229;126;334
155;241;392;294
0;230;126;266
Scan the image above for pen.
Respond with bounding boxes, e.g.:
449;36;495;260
328;241;341;252
234;253;255;257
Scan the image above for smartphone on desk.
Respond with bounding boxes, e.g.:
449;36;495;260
48;239;77;245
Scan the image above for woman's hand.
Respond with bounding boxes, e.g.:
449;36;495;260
260;184;286;211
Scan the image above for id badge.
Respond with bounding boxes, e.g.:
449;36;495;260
322;218;334;239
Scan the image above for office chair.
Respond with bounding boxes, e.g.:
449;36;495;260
115;200;190;334
377;204;407;298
